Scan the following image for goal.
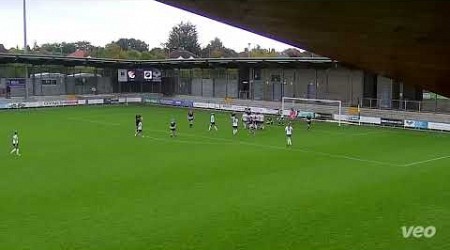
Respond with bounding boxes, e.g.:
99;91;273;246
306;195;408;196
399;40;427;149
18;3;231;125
281;97;342;126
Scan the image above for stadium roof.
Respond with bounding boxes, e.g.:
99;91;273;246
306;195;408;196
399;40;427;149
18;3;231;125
0;53;336;69
155;0;450;97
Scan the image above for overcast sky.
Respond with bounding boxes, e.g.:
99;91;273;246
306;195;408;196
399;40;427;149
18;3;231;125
0;0;298;52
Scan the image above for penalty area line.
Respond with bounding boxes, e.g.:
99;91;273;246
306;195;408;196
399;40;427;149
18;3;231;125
147;132;400;167
402;155;450;167
68;117;400;167
234;140;400;167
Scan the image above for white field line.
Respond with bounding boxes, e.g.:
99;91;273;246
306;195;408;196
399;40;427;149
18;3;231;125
145;130;400;167
236;140;400;167
68;117;448;167
141;132;399;166
402;155;450;167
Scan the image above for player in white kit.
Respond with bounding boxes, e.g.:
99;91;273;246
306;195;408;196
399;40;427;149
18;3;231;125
285;122;293;146
10;131;21;156
135;120;143;137
231;114;239;135
208;113;218;131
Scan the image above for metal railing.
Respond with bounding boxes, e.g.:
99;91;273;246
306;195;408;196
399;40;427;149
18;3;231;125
361;98;450;113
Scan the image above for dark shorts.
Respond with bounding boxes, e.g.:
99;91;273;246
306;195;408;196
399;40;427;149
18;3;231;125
286;134;292;138
170;128;176;131
188;117;194;121
13;143;19;148
233;126;238;129
137;129;142;133
210;122;215;125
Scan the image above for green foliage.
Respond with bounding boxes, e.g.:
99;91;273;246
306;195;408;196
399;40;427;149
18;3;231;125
201;37;238;58
148;47;167;59
74;41;94;51
126;49;141;60
114;38;149;52
165;21;201;55
3;24;316;60
103;43;128;59
35;41;93;56
249;44;280;57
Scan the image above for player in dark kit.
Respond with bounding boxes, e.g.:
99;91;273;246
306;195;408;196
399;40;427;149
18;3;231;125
169;120;177;137
306;116;312;130
187;110;194;128
135;114;142;130
249;113;257;135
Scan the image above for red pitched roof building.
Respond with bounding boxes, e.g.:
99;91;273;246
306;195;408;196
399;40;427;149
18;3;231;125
67;49;88;58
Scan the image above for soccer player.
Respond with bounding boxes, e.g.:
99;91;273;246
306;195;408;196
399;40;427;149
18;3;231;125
187;110;194;128
135;120;143;137
285;122;293;146
170;120;177;137
249;113;257;135
277;110;285;126
306;115;312;130
242;112;248;129
10;131;20;156
231;113;239;135
266;116;274;126
258;113;265;130
135;114;142;131
209;113;218;131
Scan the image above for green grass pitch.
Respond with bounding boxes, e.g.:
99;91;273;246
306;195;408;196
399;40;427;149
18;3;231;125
1;105;449;250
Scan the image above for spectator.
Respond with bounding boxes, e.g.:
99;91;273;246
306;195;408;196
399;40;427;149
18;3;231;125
6;85;11;99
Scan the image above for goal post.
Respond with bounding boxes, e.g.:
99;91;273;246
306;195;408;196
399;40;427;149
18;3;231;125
281;97;342;126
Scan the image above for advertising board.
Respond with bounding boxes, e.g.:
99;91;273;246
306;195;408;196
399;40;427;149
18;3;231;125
381;118;404;127
87;99;104;105
126;97;142;103
428;122;450;131
359;116;381;124
404;120;429;129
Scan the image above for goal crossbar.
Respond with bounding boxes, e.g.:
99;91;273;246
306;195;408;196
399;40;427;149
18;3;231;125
281;97;342;126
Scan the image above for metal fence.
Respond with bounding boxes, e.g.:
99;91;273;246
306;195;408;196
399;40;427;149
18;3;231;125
361;98;450;113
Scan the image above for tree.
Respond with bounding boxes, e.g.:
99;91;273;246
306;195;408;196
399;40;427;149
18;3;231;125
39;42;77;55
74;41;94;51
61;42;77;54
200;37;238;58
165;22;201;55
240;45;280;57
140;51;153;60
149;47;167;59
90;46;106;58
103;43;127;59
9;46;23;54
126;49;141;60
114;38;149;52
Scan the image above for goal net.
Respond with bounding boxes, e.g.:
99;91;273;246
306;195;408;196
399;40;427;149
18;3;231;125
281;97;342;126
